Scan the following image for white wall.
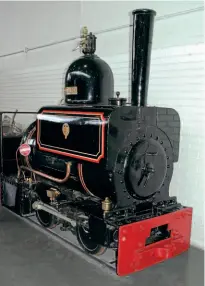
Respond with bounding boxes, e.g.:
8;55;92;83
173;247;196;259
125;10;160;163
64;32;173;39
81;1;203;52
0;2;81;67
0;1;204;249
0;1;81;114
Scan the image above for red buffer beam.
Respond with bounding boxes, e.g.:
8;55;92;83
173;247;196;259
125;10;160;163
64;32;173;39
117;207;193;276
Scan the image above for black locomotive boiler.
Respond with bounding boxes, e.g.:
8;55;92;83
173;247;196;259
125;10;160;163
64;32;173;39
9;8;192;276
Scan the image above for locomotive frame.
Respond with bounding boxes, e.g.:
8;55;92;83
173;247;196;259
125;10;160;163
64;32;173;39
0;110;193;276
0;8;193;277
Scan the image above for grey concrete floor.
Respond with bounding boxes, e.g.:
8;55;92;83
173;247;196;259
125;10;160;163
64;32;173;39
0;207;204;286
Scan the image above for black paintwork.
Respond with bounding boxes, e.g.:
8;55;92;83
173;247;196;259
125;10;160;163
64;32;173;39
0;9;184;252
64;55;114;105
39;110;109;160
131;9;156;107
20;103;180;209
2;136;22;175
108;91;127;106
64;28;114;105
106;105;180;207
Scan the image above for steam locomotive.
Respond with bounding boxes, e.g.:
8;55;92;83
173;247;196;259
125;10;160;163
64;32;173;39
1;8;193;276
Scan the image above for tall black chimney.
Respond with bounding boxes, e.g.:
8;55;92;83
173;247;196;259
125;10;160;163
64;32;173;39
131;9;156;107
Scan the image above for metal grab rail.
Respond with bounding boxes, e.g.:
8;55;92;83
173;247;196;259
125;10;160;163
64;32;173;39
0;111;37;175
20;163;71;184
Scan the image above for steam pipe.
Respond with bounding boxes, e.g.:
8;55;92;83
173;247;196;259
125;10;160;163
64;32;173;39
131;9;156;107
20;162;71;183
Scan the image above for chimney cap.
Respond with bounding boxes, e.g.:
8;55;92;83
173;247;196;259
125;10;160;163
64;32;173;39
132;9;156;16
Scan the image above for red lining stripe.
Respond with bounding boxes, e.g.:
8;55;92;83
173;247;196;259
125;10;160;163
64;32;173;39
36;110;105;163
77;163;95;197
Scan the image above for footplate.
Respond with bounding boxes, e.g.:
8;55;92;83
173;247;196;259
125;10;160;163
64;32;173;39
117;207;193;276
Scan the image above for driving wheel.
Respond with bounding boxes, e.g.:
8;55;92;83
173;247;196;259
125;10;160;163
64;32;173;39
76;223;107;255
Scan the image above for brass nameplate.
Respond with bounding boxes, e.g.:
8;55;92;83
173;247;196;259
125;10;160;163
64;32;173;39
64;86;78;95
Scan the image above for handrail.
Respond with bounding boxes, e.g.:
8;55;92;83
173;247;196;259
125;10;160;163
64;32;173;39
0;111;38;174
20;163;71;184
0;111;37;114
